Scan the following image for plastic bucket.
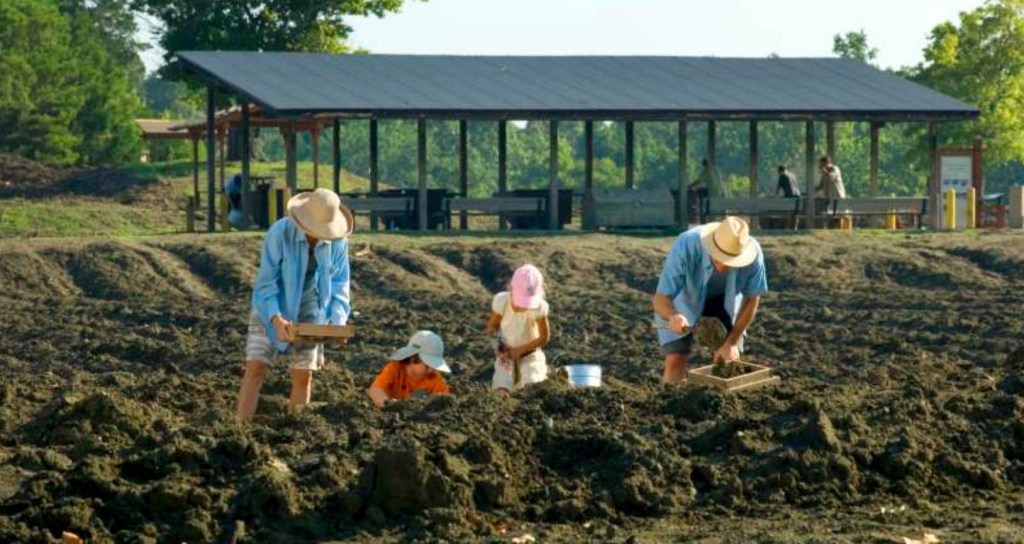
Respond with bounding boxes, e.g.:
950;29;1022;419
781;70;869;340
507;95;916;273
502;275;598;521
565;364;602;388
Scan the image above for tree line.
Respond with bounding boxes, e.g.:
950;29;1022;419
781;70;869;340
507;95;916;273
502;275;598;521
1;0;1021;196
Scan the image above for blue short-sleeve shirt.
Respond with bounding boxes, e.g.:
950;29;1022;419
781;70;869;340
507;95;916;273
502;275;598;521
655;227;768;345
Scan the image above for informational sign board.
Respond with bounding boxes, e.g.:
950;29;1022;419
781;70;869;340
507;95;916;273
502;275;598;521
940;154;973;229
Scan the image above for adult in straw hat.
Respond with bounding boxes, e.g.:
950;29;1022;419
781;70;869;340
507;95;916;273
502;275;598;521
652;216;768;383
236;188;355;422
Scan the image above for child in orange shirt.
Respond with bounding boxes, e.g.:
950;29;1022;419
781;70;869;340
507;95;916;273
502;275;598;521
367;330;451;407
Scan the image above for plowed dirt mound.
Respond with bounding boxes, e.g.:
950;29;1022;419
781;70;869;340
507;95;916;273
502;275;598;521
0;232;1022;542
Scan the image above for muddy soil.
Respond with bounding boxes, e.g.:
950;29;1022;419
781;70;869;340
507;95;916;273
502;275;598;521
0;232;1023;543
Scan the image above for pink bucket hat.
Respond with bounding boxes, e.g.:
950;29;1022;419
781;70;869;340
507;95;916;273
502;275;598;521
510;264;544;310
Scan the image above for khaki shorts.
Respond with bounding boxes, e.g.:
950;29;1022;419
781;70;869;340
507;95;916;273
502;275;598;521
245;291;325;373
245;309;324;371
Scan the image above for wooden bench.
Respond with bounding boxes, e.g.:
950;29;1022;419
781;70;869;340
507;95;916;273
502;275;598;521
701;197;803;228
591;190;676;229
443;196;546;229
341;196;415;215
827;197;929;228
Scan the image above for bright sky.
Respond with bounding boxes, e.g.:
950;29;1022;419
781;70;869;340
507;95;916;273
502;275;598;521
141;0;982;73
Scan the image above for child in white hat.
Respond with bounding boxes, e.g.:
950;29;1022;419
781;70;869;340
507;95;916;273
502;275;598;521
485;264;551;391
367;330;451;407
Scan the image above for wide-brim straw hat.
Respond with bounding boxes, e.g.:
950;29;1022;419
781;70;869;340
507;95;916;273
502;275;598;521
286;188;353;240
698;216;758;268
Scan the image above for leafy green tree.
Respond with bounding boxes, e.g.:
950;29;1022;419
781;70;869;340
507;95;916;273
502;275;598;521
833;30;878;64
913;0;1024;189
0;0;82;164
135;0;414;81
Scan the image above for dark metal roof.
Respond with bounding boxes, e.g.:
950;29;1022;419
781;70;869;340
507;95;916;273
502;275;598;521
177;51;978;122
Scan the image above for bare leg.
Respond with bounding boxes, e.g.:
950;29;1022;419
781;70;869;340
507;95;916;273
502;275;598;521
662;352;689;384
236;360;268;422
288;368;313;413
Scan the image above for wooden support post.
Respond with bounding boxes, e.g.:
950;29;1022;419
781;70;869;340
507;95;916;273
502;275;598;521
804;121;815;230
966;187;976;229
498;120;508;231
205;86;216;232
972;137;984;216
678;120;688;228
312;126;320;189
867;122;880;198
190;134;199;209
459;119;468;230
369;118;379;231
748;121;758;197
417;117;428;231
240;104;251;229
625;120;635;189
549;120;559;230
284;121;298;194
218;128;227;231
826;121;836;163
583;120;595;230
707;120;717;166
928;122;940;231
333;118;341;194
498;120;508;193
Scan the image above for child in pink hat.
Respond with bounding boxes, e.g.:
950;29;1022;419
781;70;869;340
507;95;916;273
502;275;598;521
484;264;551;390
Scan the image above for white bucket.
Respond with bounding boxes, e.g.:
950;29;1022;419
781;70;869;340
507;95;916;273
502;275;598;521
565;364;602;387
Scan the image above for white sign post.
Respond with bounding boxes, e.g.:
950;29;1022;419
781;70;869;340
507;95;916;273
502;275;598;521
940;155;972;229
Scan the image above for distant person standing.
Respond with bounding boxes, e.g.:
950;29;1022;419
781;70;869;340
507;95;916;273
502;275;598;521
816;156;847;200
775;165;801;198
690;157;729;199
816;156;849;228
774;165;802;229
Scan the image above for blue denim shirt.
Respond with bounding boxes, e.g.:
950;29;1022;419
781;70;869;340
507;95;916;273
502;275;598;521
251;217;351;352
655;227;768;345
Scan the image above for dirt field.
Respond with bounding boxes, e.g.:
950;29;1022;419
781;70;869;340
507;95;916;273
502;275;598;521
0;231;1023;543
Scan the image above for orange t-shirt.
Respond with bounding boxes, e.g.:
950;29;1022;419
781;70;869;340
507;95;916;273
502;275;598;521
370;361;449;400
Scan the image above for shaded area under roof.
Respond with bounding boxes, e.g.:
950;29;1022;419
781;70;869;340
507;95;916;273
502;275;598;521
177;51;978;122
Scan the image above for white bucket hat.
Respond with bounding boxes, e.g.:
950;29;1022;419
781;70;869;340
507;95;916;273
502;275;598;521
287;188;354;241
699;216;758;268
388;330;451;373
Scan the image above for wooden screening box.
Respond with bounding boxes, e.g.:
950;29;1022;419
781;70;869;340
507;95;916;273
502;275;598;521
688;362;780;392
290;323;355;343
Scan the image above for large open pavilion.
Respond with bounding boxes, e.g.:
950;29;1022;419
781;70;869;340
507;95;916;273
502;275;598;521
176;51;978;232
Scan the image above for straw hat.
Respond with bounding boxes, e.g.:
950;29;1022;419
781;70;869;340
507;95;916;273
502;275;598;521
286;188;353;240
699;216;758;268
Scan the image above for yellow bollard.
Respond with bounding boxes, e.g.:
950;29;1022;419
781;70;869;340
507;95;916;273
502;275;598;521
945;188;956;231
219;195;229;231
966;187;976;229
268;185;278;223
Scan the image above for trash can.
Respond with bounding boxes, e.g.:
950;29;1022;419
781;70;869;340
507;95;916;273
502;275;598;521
501;188;573;229
378;188;451;230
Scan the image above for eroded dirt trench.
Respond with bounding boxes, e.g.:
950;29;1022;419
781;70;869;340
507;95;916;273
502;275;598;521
1;232;1023;543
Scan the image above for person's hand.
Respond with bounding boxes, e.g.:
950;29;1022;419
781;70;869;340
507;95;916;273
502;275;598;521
271;315;294;342
667;313;689;334
505;346;524;361
713;341;740;364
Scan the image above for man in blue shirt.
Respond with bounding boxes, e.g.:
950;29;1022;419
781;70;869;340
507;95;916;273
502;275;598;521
652;216;768;383
236;188;354;422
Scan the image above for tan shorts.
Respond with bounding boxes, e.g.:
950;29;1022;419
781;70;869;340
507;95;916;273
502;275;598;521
245;309;324;371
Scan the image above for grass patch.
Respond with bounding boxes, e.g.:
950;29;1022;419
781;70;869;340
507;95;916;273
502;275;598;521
0;198;182;238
